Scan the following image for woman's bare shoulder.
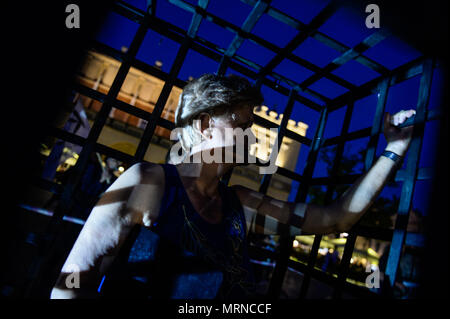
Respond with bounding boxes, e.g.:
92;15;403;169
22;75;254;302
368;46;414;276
111;162;165;189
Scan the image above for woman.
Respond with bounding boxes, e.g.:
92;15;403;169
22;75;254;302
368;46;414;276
50;74;415;299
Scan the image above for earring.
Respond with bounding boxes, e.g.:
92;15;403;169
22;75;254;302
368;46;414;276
201;129;212;140
206;129;213;139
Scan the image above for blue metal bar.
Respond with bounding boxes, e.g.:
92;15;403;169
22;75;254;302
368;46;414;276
258;1;338;78
321;101;356;299
299;30;390;91
259;89;297;194
146;0;156;15
217;0;270;74
240;0;389;75
265;94;327;299
133;1;210;161
329;57;426;112
225;0;269;57
133;43;190;161
365;78;390;171
332;232;357;299
186;0;209;38
294;107;329;299
160;0;330;106
385;59;434;287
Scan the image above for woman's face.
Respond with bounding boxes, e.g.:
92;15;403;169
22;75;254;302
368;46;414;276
195;105;257;165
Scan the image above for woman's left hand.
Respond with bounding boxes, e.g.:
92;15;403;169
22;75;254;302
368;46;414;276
383;109;416;156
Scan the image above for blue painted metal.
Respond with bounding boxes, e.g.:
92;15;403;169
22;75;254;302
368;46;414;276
365;78;390;171
25;0;441;300
385;59;434;286
240;0;389;75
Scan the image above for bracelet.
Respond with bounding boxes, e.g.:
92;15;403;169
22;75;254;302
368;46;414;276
381;150;403;164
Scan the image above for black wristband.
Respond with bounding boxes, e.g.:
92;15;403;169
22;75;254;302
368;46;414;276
381;150;403;164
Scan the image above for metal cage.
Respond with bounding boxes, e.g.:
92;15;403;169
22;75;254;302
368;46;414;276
21;0;443;299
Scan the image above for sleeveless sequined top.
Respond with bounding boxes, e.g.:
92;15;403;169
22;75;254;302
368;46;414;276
98;163;257;299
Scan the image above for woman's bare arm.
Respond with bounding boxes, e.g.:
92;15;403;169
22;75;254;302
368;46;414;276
231;185;306;236
232;109;415;236
50;162;165;298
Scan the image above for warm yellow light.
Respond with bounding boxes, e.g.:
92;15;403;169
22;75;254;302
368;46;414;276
65;157;77;166
293;240;299;248
118;166;125;172
296;235;315;245
329;238;347;245
367;247;379;258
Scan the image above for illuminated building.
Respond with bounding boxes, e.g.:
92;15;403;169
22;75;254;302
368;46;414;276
74;50;308;200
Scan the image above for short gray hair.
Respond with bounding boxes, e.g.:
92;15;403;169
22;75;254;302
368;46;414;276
174;73;263;152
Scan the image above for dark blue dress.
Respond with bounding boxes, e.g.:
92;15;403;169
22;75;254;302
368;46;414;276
98;163;257;299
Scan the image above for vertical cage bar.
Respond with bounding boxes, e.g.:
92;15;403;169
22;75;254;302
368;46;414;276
365;78;390;171
385;59;433;287
322;102;355;299
218;0;270;183
134;0;208;161
297;233;322;299
133;37;190;161
333;76;391;298
285;107;328;299
332;232;357;298
324;101;355;202
259;89;296;193
217;0;270;75
261;90;300;298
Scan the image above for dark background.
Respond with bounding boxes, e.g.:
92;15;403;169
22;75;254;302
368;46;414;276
1;0;448;300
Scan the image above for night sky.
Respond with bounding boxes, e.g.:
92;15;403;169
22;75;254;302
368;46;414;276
94;0;444;217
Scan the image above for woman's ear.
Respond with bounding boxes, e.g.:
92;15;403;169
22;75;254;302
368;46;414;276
195;112;213;139
198;112;212;131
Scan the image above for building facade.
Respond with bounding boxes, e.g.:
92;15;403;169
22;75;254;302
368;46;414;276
73;50;309;200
